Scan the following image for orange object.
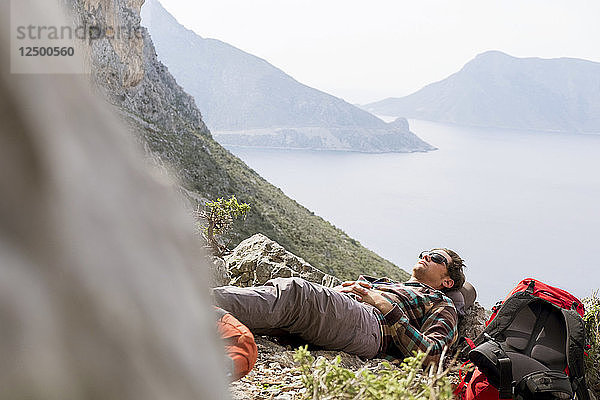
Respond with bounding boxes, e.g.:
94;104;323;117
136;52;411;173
217;312;258;381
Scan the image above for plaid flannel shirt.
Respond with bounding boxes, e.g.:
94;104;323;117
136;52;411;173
356;275;458;362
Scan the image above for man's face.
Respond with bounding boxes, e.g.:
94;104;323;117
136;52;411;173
412;249;454;290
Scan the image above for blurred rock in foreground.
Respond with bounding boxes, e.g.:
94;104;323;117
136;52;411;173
0;1;227;398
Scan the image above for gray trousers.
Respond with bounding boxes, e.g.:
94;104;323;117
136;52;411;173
212;277;382;358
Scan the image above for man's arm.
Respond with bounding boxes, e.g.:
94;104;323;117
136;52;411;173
338;282;393;313
382;301;457;364
351;284;457;364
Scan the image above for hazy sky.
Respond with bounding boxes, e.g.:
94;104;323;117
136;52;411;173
156;0;600;104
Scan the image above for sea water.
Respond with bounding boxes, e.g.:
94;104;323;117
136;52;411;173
223;120;600;307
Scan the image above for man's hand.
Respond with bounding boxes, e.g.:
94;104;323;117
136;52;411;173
333;281;393;314
333;281;372;298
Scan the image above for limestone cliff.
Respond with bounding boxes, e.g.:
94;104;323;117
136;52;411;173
69;0;145;87
67;0;409;281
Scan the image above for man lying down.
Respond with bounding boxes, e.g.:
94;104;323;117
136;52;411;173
213;248;469;364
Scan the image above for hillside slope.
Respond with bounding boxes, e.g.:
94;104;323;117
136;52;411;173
365;51;600;133
140;0;433;153
71;0;409;281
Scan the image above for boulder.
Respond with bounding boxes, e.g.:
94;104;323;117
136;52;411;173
224;234;341;288
210;255;231;287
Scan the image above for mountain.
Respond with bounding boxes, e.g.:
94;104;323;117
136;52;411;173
365;51;600;133
140;0;433;153
70;0;409;282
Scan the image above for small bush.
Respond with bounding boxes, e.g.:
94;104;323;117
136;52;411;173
293;346;454;400
583;291;600;396
195;195;250;256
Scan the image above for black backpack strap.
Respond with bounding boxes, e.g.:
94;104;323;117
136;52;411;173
497;355;513;399
468;338;514;398
562;308;591;400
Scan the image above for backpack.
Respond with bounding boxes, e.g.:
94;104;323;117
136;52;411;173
456;278;592;400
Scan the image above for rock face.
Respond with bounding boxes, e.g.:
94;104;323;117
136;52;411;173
71;0;145;87
224;234;341;288
365;50;600;134
71;0;211;141
141;0;434;153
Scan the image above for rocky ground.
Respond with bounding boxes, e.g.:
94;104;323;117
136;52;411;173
228;327;489;400
229;337;396;400
228;337;312;400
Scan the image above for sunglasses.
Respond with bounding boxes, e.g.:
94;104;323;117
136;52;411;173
419;251;449;267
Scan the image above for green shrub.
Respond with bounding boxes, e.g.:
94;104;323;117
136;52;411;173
583;291;600;396
195;195;250;256
293;346;454;400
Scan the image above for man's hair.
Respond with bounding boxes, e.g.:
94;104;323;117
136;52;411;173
433;248;465;292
